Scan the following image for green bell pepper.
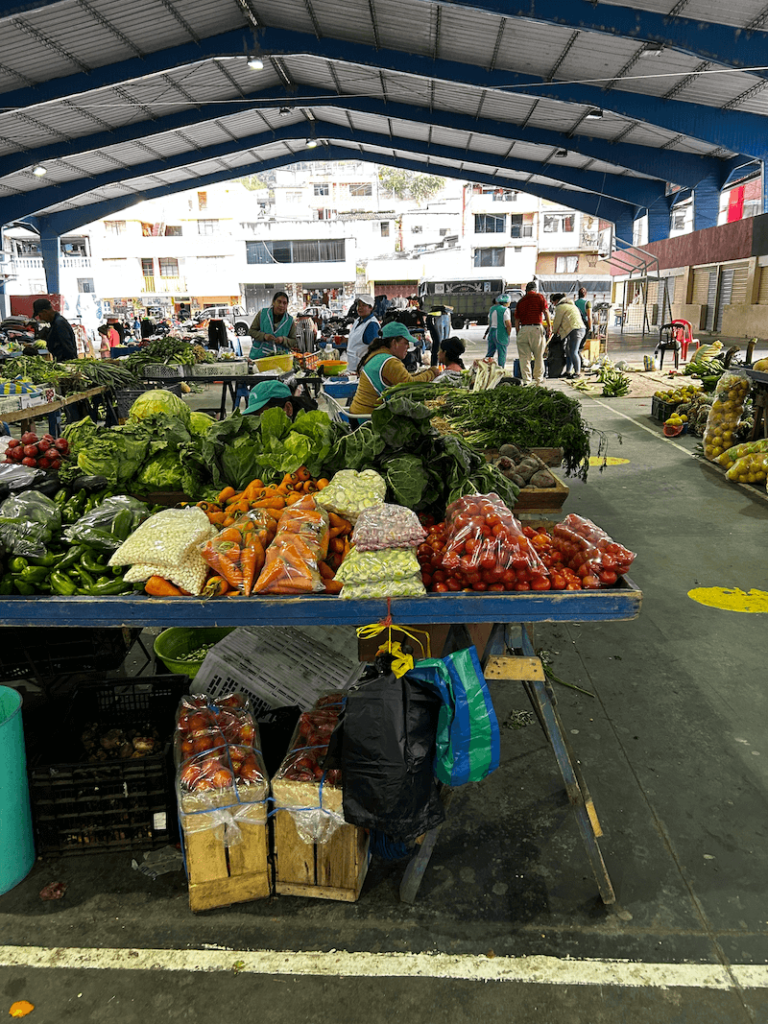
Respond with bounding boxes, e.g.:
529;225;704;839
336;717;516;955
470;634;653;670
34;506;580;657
0;574;15;596
50;571;78;596
18;565;51;586
13;580;35;596
8;557;29;574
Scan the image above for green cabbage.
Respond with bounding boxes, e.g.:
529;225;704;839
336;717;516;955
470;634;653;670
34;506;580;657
128;389;191;426
133;451;185;493
188;411;215;437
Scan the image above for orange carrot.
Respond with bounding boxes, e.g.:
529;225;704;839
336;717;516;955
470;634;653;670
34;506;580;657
202;575;231;597
323;579;343;594
217;486;236;505
145;576;182;597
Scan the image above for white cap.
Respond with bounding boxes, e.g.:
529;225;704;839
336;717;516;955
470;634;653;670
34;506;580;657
356;293;375;306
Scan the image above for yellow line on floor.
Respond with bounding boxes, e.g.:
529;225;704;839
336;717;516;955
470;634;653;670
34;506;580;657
590;397;695;457
0;945;764;990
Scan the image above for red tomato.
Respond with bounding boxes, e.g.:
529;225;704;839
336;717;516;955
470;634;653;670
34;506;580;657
446;577;461;591
421;572;433;587
501;569;517;587
432;570;446;583
472;581;487;591
464;537;478;554
485;513;501;528
432;582;448;593
193;736;215;753
459;555;476;573
566;582;581;590
581;575;600;589
464;573;481;587
482;567;504;584
598;570;618;586
550;574;566;590
522;526;537;538
487;583;505;592
212;768;234;788
530;575;551;591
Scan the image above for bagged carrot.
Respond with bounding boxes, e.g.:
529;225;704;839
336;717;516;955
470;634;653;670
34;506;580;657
199;510;272;596
253;494;329;595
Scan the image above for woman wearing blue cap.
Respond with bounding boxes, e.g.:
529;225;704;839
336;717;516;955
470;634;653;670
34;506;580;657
349;321;441;416
486;294;512;367
247;291;297;360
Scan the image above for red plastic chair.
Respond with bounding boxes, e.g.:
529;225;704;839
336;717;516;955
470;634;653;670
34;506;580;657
670;320;694;361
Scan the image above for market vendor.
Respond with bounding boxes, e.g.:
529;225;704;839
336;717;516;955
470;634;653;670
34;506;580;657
349;322;441;416
345;293;380;373
243;380;318;420
248;291;297;360
28;298;77;362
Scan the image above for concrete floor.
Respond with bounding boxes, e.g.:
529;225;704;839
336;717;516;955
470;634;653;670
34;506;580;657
2;332;768;1022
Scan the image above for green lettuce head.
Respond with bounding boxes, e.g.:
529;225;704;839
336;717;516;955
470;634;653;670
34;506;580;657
128;389;191;426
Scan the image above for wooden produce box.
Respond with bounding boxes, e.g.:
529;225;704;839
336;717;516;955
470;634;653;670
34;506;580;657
180;795;271;913
271;777;369;902
484;446;564;467
484;448;569;512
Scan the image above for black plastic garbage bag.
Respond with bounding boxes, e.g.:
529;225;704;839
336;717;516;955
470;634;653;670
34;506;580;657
325;656;445;843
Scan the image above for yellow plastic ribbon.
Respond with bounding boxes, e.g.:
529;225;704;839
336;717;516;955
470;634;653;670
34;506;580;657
356;621;432;677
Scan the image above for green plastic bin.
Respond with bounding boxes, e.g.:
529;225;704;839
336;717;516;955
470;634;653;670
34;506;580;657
0;686;35;894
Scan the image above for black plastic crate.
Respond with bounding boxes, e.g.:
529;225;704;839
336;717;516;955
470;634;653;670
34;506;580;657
29;674;188;855
651;395;678;423
116;382;182;421
0;628;139;684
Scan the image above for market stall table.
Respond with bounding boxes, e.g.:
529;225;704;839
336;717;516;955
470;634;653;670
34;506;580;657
0;580;641;906
0;385;111;437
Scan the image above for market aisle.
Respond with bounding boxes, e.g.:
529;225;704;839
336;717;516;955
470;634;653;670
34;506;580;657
2;389;768;1022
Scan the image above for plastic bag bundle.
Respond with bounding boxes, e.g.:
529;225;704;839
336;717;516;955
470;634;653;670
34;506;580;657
351;503;426;551
717;438;768;470
64;495;150;554
0;490;61;557
726;452;768;484
175;692;268;847
109;506;216;595
199;509;275;596
314;469;386;524
552;514;635;582
271;693;347;844
340;577;426;600
441;493;549;580
703;372;750;461
336;546;425;600
253;494;329;594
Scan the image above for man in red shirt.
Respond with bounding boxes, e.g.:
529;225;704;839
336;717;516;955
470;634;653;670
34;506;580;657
514;281;552;385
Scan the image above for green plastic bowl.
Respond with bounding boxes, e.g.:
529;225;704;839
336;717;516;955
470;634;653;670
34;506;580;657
153;627;235;679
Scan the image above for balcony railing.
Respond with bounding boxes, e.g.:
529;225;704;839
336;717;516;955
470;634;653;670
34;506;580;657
14;257;44;269
60;256;91;268
510;226;534;238
141;276;187;294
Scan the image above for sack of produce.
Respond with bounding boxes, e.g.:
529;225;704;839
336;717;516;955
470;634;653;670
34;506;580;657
351;502;426;551
336;547;421;585
109;506;213;568
176;692;268;846
64;495;150;554
340;576;426;600
702;372;751;461
0;490;62;558
440;493;549;582
717;438;768;470
314;469;386;524
725;452;768;484
271;694;346;843
552;514;635;586
253;494;329;595
199;512;273;596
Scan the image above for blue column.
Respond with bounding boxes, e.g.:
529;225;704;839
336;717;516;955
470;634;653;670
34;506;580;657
647;201;671;243
40;234;60;295
693;174;721;232
611;208;636;247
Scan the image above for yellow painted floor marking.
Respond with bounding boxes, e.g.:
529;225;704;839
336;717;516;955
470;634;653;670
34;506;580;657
688;587;768;613
586;456;630;466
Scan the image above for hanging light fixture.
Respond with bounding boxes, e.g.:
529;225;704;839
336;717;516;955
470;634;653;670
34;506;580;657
585;109;603;120
640;45;664;56
306;139;318;149
247;55;264;70
32;165;47;177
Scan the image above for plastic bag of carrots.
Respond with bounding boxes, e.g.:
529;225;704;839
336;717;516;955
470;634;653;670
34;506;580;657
253;494;329;595
199;509;275;596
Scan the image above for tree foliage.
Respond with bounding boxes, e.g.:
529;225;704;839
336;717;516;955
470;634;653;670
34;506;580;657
238;174;268;191
378;167;446;205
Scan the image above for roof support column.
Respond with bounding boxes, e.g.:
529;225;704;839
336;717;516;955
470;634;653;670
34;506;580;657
647;201;671;244
612;208;636;248
40;233;60;296
693;173;721;232
0;227;8;320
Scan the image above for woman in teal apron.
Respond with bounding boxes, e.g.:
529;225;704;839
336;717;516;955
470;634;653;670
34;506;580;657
248;291;297;359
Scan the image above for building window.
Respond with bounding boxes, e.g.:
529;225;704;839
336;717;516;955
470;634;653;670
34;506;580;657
314;183;330;196
104;220;126;236
349;183;373;197
159;257;179;277
555;256;579;274
380;221;390;237
61;239;88;256
197;220;218;236
475;214;506;233
439;228;449;236
13;240;41;256
245;238;346;264
473;247;505;268
493;190;517;202
140;258;154;276
165;225;182;237
198;191;208;211
510;214;533;238
285;191;302;203
513;246;523;252
671;209;687;230
411;225;423;234
77;278;95;293
543;214;575;233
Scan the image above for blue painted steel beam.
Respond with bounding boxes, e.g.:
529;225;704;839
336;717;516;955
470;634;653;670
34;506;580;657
39;234;59;294
693;172;721;231
25;146;635;237
646;205;670;244
2;26;767;160
0;123;663;224
0;87;723;191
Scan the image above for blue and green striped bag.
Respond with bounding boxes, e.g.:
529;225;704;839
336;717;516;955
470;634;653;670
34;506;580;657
410;646;500;786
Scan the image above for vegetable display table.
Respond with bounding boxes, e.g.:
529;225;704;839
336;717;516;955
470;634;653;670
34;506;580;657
0;386;110;437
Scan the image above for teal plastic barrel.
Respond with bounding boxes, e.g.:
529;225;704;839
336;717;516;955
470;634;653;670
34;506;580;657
0;686;35;894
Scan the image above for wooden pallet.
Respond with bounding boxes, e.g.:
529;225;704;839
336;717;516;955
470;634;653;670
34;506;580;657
181;803;271;913
272;778;369;901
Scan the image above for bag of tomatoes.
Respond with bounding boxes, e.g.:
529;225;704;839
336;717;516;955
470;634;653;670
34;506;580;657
551;514;635;588
175;692;269;845
435;493;551;593
271;693;347;844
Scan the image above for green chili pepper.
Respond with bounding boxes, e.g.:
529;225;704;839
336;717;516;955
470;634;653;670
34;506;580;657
50;571;78;596
0;574;15;595
8;557;29;574
19;565;51;586
88;579;132;596
80;551;108;574
72;565;96;589
56;545;85;571
13;580;35;596
110;509;134;542
27;551;63;567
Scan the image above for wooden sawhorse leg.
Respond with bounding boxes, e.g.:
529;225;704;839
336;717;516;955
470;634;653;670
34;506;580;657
484;650;616;905
399;786;453;905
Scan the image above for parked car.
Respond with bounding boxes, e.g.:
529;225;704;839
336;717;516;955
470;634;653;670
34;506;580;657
300;305;334;323
196;305;252;336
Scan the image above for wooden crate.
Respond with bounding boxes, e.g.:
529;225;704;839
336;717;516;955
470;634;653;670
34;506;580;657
514;471;569;512
271;778;369;901
181;800;271;913
484;446;563;466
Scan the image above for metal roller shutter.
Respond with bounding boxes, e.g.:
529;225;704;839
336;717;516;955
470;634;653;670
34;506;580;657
729;263;749;306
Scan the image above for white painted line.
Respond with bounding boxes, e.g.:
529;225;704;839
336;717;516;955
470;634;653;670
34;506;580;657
589;397;695;458
0;945;763;990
